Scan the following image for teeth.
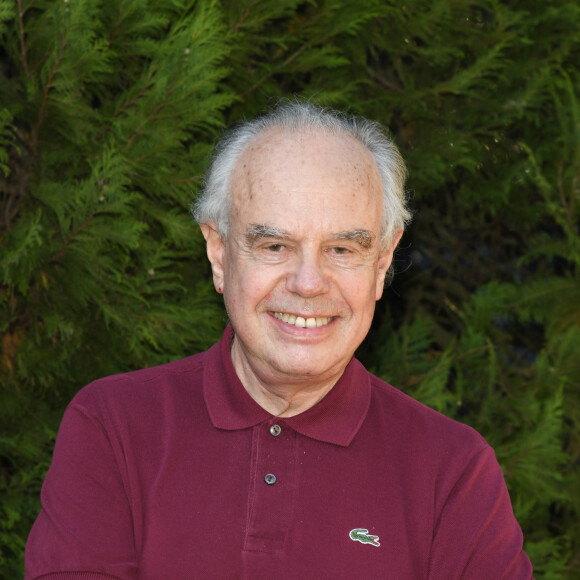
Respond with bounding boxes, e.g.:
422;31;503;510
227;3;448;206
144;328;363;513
274;312;331;327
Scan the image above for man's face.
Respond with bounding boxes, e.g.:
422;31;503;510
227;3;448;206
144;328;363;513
204;128;401;390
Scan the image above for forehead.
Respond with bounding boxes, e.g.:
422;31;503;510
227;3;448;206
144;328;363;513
230;127;383;234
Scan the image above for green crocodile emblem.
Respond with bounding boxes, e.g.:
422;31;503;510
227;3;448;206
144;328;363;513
349;528;380;547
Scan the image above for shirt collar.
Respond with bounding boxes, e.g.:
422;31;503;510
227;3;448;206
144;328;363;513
203;324;371;447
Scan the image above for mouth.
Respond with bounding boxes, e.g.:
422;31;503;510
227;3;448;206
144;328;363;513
273;312;334;328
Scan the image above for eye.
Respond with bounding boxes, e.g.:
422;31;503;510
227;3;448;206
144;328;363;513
266;244;285;252
330;246;351;255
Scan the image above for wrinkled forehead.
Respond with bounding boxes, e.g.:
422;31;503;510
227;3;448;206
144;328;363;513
230;127;383;209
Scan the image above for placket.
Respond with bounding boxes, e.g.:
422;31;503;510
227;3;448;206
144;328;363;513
243;418;297;553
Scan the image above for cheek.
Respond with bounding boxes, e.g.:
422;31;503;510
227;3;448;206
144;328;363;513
228;267;281;307
337;274;378;311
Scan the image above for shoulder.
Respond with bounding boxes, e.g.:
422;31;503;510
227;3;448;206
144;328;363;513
361;370;509;526
83;349;206;392
365;370;488;457
68;349;209;424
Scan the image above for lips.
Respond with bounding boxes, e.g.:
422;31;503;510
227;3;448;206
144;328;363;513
273;312;333;328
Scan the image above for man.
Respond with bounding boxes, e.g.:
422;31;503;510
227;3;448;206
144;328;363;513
25;101;533;578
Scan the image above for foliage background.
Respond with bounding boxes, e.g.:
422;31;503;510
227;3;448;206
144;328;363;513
1;0;578;577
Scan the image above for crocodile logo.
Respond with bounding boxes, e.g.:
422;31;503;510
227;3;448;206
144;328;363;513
349;528;380;547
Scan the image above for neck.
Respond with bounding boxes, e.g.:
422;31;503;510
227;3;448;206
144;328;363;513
230;337;343;417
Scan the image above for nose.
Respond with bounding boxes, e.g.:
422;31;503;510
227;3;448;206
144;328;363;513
285;251;329;297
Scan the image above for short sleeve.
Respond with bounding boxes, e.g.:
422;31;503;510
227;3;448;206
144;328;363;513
428;444;533;579
25;390;138;580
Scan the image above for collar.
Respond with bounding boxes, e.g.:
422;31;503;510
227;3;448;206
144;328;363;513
203;324;371;447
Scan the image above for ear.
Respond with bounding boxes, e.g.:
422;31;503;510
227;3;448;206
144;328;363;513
200;223;225;294
375;229;404;300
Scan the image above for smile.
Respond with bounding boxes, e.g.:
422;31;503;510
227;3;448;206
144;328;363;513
273;312;333;328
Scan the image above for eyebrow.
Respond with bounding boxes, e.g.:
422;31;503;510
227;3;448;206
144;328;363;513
334;229;376;249
244;223;291;244
244;224;376;249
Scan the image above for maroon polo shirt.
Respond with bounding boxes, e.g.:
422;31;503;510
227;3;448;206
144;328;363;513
26;325;533;579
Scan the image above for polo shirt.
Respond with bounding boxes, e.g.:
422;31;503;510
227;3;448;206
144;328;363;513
25;325;533;579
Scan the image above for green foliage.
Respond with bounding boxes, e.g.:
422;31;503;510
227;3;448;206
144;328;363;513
0;108;15;177
0;426;54;577
1;0;233;379
1;0;579;577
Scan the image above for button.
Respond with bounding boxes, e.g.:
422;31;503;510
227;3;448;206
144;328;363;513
269;424;282;437
264;473;277;485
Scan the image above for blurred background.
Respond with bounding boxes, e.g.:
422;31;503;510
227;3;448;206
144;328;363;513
1;0;578;577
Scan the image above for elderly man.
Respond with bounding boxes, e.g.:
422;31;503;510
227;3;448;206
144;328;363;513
25;102;533;579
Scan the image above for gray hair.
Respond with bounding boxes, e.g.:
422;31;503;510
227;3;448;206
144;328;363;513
192;100;411;249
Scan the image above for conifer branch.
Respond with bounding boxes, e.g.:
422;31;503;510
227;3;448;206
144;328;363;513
32;50;64;154
239;41;311;98
556;162;567;211
231;0;256;32
96;67;157;145
126;72;179;147
16;0;30;77
110;68;156;124
3;174;28;231
367;68;403;94
50;211;99;264
571;174;577;216
108;4;123;45
31;2;67;155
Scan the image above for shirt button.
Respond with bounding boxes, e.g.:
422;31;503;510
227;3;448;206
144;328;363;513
269;424;282;437
264;473;277;485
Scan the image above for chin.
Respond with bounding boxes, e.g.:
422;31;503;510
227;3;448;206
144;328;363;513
271;353;346;380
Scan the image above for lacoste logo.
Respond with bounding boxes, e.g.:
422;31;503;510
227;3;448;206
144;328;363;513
349;528;380;547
